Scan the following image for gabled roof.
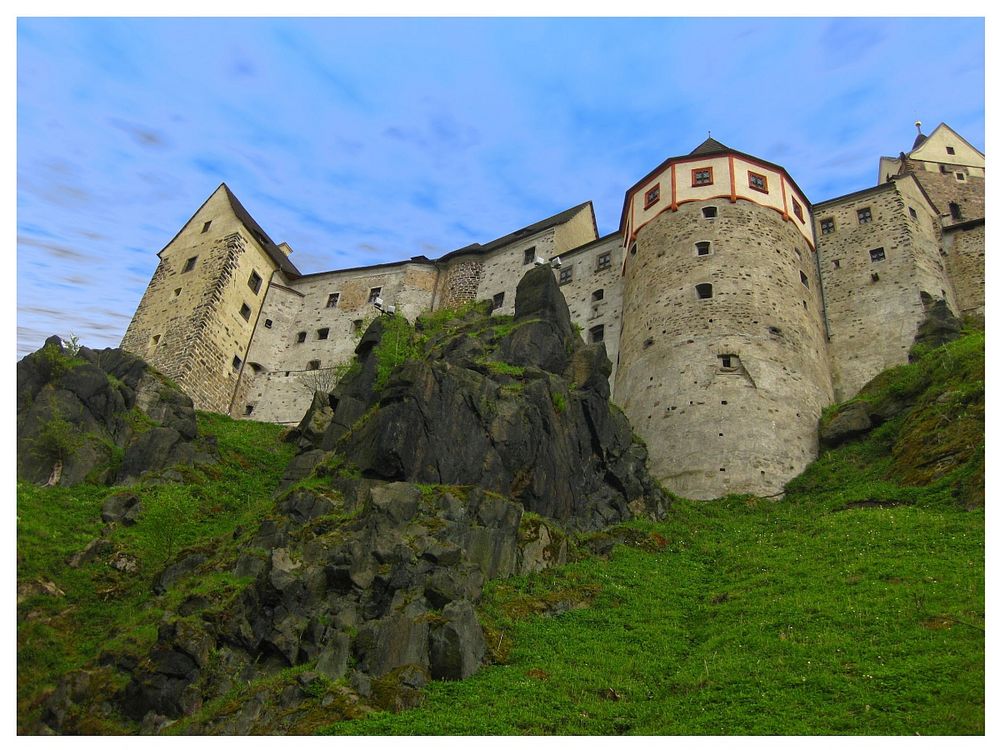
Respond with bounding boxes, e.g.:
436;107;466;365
689;137;729;156
907;122;985;160
220;184;301;279
437;201;597;261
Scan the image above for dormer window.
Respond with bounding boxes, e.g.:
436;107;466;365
692;168;714;187
644;184;661;208
748;172;768;193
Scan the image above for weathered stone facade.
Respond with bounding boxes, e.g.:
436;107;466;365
120;122;984;500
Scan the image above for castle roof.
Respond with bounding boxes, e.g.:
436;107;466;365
221;184;302;279
689;137;729;156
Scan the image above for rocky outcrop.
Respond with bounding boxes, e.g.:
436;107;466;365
39;267;668;735
16;337;215;486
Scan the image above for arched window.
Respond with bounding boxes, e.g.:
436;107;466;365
695;283;713;300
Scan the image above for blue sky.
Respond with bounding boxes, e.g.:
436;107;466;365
16;17;985;356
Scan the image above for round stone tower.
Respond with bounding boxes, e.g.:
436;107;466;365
615;138;834;500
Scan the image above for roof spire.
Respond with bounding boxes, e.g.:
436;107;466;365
911;120;928;150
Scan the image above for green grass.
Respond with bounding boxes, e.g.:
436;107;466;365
16;412;296;732
324;497;983;735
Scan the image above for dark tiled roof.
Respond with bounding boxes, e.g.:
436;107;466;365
689;137;729;156
221;184;301;279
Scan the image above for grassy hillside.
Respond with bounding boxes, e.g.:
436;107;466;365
17;329;984;735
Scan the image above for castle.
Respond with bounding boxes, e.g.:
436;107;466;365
121;122;985;500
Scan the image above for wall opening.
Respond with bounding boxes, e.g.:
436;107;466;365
695;283;713;299
589;324;605;343
317;327;330;340
696;241;711;256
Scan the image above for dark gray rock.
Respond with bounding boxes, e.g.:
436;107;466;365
428;600;486;680
102;492;142;525
285;391;335;451
820;401;873;448
153;553;208;595
911;293;964;358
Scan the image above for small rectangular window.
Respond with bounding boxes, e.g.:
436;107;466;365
748;172;768;193
317;327;330;340
248;271;263;294
718;354;739;370
696;241;711;256
244;403;254;415
832;259;841;269
326;292;340;308
696;283;713;299
644;184;660;208
307;360;321;371
857;207;873;224
589;324;605;343
956;172;966;181
368;287;382;304
232;355;242;371
558;266;573;285
596;252;611;271
792;198;804;222
296;331;306;343
869;247;886;262
592;289;604;302
523;246;536;265
492;292;505;309
820;218;835;235
908;207;917;219
800;271;809;288
201;221;212;233
692;168;714;187
946;146;956;155
239;303;252;321
702;206;718;219
264;319;273;328
182;256;197;273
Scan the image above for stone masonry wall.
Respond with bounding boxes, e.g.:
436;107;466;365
616;199;833;500
436;259;484;309
942;222;985;318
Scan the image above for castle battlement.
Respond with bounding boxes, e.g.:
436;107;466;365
121;122;984;500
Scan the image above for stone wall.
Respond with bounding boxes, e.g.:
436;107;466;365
942;221;985;319
616;198;833;500
436;258;484;309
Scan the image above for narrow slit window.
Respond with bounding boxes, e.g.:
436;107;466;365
908;207;917;219
800;271;809;288
695;283;714;300
201;221;212;233
232;355;242;371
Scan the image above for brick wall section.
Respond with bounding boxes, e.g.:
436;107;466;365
942;222;985;318
616;199;833;500
437;259;484;308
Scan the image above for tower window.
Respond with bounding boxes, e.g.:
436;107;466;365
946;146;955;155
239;303;252;321
718;354;740;370
232;355;242;371
820;218;835;234
368;287;382;304
908;207;917;219
949;202;962;220
201;221;212;233
592;289;604;302
692;167;714;187
248;271;263;294
307;360;320;370
182;256;197;273
326;292;340;308
558;266;573;285
596;252;612;271
702;206;718;219
644;184;661;208
747;172;768;193
695;283;714;300
523;246;536;265
695;241;711;256
800;271;809;288
857;207;873;224
589;324;605;343
869;247;886;262
317;327;330;340
792;198;804;222
264;318;273;328
296;331;307;343
492;292;505;309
